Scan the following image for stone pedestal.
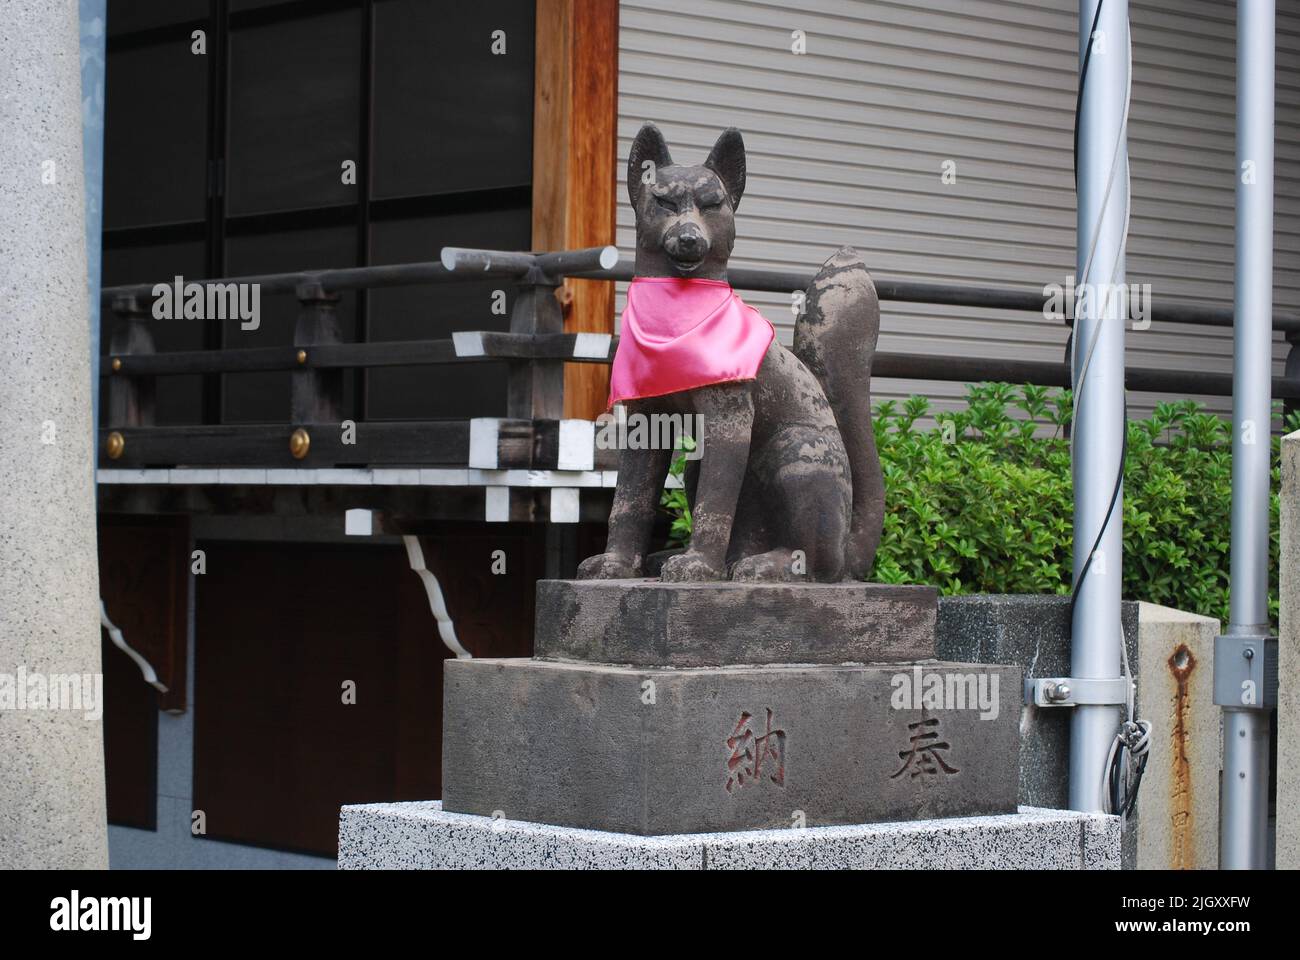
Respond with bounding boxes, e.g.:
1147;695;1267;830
535;579;937;666
441;580;1021;837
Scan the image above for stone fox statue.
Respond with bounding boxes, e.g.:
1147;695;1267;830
578;123;884;583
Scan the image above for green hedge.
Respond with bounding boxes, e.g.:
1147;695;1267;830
663;383;1287;626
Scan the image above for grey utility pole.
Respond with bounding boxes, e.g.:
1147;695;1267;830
1217;0;1278;871
1070;0;1130;813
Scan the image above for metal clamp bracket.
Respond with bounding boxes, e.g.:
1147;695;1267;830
1024;676;1132;708
1212;633;1278;710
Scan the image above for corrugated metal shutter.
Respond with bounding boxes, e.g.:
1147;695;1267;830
615;0;1300;421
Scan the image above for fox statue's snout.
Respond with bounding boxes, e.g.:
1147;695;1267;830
662;223;709;269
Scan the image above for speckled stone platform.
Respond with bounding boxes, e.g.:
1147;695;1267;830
338;801;1120;870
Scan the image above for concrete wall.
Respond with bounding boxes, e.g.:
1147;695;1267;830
1278;431;1300;869
1134;602;1220;870
936;594;1141;867
937;594;1222;869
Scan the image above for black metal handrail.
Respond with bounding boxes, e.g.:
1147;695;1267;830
102;245;1300;332
97;245;1300;473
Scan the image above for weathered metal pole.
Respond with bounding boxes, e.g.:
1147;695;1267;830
1070;0;1129;813
1218;0;1277;870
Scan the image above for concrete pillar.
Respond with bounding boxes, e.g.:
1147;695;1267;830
1135;603;1220;870
0;0;108;868
1277;431;1300;869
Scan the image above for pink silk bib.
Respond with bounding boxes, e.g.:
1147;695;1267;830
608;277;775;408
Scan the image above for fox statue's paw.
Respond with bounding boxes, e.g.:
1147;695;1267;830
659;550;726;582
729;549;797;582
576;552;641;580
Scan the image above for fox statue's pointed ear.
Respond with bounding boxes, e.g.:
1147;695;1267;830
627;123;673;207
704;128;746;211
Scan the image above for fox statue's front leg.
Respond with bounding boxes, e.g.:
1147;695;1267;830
658;382;753;582
577;415;671;579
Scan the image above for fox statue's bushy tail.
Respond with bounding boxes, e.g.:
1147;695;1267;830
793;246;884;581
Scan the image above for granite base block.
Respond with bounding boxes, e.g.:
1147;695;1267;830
442;657;1021;835
337;801;1120;870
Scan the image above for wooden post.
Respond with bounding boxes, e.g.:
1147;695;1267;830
292;281;344;427
508;272;565;421
107;294;157;430
532;0;619;420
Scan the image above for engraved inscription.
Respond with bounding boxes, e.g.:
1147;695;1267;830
890;717;958;780
725;708;786;792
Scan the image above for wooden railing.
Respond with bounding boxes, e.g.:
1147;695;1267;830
98;245;1300;473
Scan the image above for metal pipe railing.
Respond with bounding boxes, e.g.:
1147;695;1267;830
102;245;1300;333
97;241;1300;473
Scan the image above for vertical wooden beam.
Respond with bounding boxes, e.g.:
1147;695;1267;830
292;282;345;426
532;0;619;421
507;279;565;420
107;295;157;430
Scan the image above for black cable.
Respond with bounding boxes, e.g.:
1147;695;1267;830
1073;0;1106;190
1064;0;1104;333
1067;397;1127;624
1111;732;1149;816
